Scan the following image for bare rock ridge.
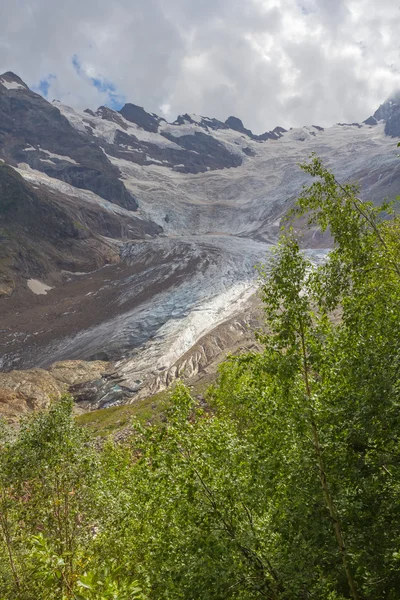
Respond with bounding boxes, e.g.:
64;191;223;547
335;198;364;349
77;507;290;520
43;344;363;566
224;115;286;141
172;113;286;141
1;71;400;419
119;103;166;133
0;360;109;423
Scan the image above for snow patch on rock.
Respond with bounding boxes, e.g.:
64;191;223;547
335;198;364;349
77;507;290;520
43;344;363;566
0;78;25;90
27;279;53;295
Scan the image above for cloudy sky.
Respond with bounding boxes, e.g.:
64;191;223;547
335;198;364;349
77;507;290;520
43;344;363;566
1;0;400;132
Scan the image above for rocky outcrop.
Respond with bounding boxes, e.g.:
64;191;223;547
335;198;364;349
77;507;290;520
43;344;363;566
259;126;287;140
364;94;400;137
0;360;109;423
48;360;111;386
363;116;377;126
172;113;286;141
225;116;254;137
225;116;286;141
384;109;400;137
160;131;242;172
119;103;165;132
174;114;229;131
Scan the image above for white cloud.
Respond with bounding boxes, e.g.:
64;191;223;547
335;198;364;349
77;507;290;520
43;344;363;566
0;0;399;132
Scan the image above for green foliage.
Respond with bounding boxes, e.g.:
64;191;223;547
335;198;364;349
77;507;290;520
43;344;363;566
1;153;400;599
75;388;173;436
75;379;213;437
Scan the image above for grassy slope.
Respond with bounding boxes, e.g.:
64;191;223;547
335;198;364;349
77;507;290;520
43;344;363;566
75;377;214;437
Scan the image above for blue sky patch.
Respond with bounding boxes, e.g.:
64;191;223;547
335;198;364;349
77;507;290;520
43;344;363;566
33;74;56;98
72;54;82;76
72;54;125;110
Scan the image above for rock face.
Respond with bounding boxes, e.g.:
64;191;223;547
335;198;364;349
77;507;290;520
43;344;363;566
119;103;166;132
363;116;377;126
364;94;400;137
0;360;109;423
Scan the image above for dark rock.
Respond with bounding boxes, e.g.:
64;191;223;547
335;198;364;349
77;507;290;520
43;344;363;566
95;106;129;129
173;114;189;126
312;125;324;131
272;126;287;137
70;377;132;409
360;94;400;136
199;116;229;131
69;379;105;405
373;97;399;122
0;162;161;296
225;116;286;142
257;132;273;141
161;131;242;172
363;116;377;126
258;126;287;141
378;97;400;137
243;147;256;157
0;164;80;241
174;114;197;126
385;109;400;137
0;72;29;89
364;92;400;137
225;116;253;137
337;122;362;128
363;94;400;137
45;164;139;210
119;103;165;132
173;114;228;132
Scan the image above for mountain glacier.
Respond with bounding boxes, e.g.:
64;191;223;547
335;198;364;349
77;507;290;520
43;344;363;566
1;71;399;408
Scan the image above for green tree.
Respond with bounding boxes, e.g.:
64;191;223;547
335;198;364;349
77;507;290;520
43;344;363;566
0;397;145;600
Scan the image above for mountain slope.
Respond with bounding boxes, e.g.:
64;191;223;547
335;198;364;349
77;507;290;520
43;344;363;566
0;72;138;209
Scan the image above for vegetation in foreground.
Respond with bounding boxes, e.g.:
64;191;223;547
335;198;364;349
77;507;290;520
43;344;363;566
75;378;213;437
1;155;400;600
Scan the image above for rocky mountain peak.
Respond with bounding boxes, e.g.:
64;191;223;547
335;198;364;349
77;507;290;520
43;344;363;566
94;105;129;129
363;92;400;136
225;115;286;141
373;93;400;122
225;115;252;136
0;71;29;91
173;113;229;132
119;102;166;132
